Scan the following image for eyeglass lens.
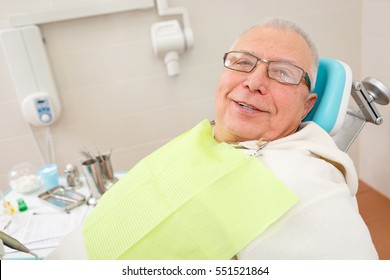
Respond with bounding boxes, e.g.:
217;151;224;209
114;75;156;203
224;51;308;87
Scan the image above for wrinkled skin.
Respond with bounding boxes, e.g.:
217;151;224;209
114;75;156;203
214;26;317;143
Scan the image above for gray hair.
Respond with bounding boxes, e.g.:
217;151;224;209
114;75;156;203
233;18;319;91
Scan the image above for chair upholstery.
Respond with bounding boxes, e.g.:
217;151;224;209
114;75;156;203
304;58;352;136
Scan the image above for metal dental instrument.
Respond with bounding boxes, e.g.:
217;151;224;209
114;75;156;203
0;230;38;259
2;219;12;231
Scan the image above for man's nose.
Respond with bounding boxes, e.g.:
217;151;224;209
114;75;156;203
242;62;269;93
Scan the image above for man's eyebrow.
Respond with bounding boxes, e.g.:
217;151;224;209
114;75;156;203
235;49;298;65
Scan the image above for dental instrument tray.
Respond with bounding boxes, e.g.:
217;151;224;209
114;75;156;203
38;186;86;212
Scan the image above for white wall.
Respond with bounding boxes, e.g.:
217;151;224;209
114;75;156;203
0;0;365;193
359;0;390;198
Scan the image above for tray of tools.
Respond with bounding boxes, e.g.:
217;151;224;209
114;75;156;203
38;186;86;212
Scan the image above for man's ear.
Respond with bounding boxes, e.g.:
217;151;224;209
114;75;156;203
302;93;317;120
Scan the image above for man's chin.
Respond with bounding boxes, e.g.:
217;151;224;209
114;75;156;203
226;124;263;142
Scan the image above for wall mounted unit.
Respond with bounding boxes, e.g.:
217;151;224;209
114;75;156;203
0;25;61;126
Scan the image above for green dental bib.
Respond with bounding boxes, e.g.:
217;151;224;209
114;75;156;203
83;120;298;259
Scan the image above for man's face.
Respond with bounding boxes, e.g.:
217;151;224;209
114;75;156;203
214;27;317;143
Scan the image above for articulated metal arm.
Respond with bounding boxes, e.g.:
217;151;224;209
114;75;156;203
352;77;390;125
333;77;390;151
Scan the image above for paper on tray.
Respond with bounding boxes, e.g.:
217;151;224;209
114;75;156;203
0;205;90;253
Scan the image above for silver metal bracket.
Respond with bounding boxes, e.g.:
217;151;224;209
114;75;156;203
351;78;389;125
333;77;390;151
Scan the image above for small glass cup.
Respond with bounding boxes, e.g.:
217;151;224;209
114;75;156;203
38;164;59;190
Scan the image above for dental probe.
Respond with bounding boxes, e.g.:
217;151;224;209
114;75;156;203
0;230;38;259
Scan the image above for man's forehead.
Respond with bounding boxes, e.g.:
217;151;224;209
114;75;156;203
234;27;311;68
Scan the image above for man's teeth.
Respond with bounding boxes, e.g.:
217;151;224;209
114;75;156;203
238;102;255;111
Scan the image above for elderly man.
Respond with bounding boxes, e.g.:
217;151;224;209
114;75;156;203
48;18;377;260
214;20;317;143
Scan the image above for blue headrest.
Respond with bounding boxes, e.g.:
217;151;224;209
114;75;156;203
304;58;352;135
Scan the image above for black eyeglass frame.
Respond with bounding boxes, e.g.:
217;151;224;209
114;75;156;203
223;51;311;91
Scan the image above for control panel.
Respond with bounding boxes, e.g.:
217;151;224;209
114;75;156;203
21;93;56;126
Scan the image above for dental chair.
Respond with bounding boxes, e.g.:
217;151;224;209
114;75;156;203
305;58;390;151
17;58;390;261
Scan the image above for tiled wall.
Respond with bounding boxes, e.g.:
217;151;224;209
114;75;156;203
359;0;390;198
0;0;363;192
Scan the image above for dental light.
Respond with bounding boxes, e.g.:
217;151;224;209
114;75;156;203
151;0;194;76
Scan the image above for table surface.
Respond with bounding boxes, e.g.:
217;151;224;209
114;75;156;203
1;175;111;260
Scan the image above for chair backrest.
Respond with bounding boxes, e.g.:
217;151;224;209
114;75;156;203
304;58;352;135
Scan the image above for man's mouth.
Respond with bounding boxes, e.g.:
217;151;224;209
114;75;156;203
237;102;257;111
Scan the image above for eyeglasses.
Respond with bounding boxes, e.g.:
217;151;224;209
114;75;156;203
223;51;311;90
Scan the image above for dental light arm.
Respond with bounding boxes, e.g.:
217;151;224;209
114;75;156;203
155;0;194;50
151;0;194;76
